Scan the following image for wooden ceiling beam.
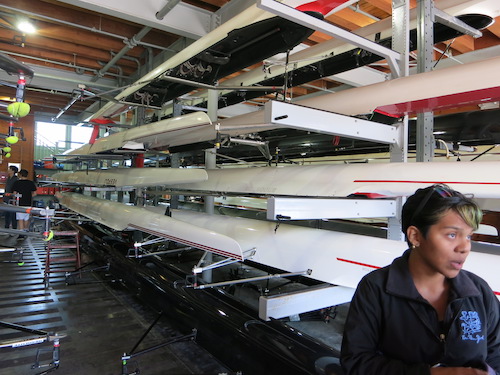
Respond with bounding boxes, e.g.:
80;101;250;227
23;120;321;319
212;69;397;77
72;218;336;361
486;17;500;38
1;0;177;55
364;0;392;14
307;31;332;44
474;30;500;50
34;23;143;57
449;35;475;54
289;86;308;96
0;43;136;77
2;0;174;42
361;0;417;17
358;1;390;19
328;13;366;31
0;30;140;70
313;7;378;44
331;8;378;28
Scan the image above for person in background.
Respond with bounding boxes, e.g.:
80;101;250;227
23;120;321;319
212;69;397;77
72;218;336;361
341;184;500;375
12;169;37;231
3;165;19;229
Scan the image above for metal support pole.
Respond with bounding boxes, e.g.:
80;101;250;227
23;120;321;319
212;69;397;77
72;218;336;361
156;0;181;20
392;0;410;79
64;124;71;154
390;0;410;164
170;154;180;210
135;188;144;206
194;270;311;289
172;98;183;117
202;148;216;283
388;0;410;241
202;89;219;283
207;88;218;123
416;0;435;162
204;89;218;215
135;106;146;127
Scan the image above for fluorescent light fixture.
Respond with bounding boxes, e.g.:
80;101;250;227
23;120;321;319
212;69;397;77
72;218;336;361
17;20;36;34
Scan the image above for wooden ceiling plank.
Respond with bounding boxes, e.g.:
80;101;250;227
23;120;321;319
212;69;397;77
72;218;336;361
0;30;139;70
2;0;177;43
358;1;390;19
364;0;392;15
289;86;308;96
34;24;140;56
449;35;475;54
1;0;177;63
332;8;377;28
328;14;364;31
0;44;136;77
474;31;500;50
487;17;500;38
307;31;332;44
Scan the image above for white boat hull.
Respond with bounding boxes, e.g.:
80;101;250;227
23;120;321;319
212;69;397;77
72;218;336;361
56;192;500;300
166;161;500;199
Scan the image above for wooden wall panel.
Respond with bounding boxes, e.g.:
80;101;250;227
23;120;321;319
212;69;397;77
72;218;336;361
1;115;35;180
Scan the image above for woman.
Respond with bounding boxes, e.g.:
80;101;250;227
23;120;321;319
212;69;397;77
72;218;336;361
341;184;500;375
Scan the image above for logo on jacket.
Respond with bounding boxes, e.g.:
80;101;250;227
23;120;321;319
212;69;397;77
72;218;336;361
460;311;485;343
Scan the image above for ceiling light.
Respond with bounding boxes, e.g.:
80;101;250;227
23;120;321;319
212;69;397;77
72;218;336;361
17;20;36;34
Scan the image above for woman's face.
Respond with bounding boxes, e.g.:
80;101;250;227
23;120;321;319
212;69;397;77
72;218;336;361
412;209;473;279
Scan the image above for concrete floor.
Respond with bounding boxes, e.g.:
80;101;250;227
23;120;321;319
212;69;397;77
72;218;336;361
0;226;231;375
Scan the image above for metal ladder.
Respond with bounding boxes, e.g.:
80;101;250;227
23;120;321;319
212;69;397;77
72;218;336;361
44;230;81;286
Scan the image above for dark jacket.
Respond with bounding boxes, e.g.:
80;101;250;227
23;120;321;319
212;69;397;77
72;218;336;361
3;175;18;203
341;250;500;375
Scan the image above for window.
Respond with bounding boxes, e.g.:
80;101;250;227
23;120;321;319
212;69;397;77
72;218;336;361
36;121;92;151
35;122;93;161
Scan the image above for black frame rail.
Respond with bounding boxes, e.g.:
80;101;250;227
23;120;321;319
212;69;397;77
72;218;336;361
120;312;197;375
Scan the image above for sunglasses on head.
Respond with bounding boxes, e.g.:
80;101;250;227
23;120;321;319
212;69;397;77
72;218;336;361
409;184;454;226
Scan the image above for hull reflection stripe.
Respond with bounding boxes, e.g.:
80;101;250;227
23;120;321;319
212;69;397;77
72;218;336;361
337;257;380;269
337;258;499;297
128;224;243;260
